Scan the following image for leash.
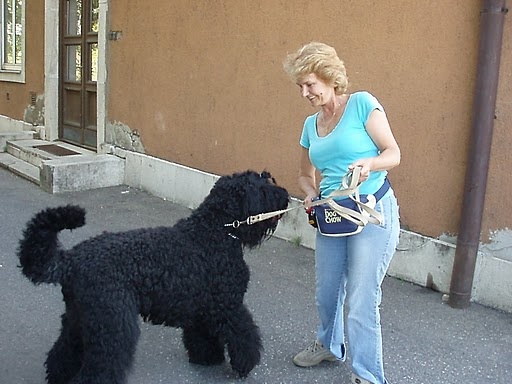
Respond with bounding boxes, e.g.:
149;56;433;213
224;167;383;228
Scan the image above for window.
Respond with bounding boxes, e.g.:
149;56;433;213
1;0;25;82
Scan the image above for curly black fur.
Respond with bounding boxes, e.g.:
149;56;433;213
17;170;289;383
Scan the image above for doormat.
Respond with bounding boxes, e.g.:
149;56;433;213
34;144;81;157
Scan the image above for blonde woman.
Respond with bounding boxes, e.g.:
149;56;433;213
283;42;401;384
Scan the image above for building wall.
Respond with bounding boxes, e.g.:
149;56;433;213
108;0;512;239
486;12;512;239
0;0;45;122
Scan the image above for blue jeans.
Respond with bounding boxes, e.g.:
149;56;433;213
314;190;399;384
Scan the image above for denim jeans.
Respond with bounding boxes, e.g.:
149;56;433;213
314;189;399;384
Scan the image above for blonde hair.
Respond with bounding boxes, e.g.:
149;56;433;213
283;42;349;95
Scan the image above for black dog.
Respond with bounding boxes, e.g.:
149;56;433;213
18;170;289;384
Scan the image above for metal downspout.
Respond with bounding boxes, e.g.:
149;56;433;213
448;0;508;309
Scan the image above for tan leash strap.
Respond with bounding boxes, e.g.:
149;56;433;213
226;167;382;227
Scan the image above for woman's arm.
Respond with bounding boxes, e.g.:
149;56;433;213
349;109;401;181
298;146;318;203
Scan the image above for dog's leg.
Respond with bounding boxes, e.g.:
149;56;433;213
183;322;225;366
223;304;263;378
45;309;83;384
68;301;140;384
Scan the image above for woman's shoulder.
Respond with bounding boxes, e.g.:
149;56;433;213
349;90;377;102
349;91;384;112
303;112;318;127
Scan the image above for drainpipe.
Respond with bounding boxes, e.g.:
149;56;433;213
448;0;508;309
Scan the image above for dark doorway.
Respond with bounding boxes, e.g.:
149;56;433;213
59;0;99;149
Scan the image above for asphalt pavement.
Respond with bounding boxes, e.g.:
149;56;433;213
1;168;511;384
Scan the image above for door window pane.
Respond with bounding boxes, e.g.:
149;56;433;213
89;43;97;82
90;0;99;33
66;44;81;81
66;0;82;36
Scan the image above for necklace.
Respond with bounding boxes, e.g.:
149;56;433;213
319;100;343;135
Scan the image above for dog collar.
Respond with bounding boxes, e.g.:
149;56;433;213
227;232;240;240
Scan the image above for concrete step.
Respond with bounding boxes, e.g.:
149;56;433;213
5;139;95;168
2;139;125;193
40;154;125;194
0;152;40;185
0;131;36;152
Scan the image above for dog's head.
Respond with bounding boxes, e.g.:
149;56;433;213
206;170;289;248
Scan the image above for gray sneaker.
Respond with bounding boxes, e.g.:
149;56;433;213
292;340;338;367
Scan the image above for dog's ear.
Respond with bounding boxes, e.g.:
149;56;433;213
212;171;257;194
211;174;237;195
209;174;250;207
260;171;271;179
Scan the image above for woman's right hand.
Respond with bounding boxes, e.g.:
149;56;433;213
304;194;317;213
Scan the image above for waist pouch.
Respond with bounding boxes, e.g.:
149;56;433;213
310;178;390;237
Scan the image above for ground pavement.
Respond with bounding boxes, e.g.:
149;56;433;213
1;168;511;384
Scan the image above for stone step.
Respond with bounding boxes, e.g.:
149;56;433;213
2;139;125;193
0;152;40;185
5;139;95;168
40;154;125;194
0;131;36;152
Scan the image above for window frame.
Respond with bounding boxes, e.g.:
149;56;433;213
0;0;25;83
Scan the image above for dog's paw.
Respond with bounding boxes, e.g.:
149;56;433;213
233;363;254;379
230;349;261;378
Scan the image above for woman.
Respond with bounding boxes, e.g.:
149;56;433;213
283;42;401;384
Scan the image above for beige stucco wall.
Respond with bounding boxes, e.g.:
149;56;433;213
486;12;512;239
108;0;512;239
0;1;45;120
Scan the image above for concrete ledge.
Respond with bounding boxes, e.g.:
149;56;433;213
473;255;512;312
117;148;220;210
0;115;36;133
389;230;455;293
41;154;125;194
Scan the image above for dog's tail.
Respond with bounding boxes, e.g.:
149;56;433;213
18;205;85;285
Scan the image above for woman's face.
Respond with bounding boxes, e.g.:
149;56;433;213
296;73;334;107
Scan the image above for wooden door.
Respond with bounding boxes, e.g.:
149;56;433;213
59;0;99;149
